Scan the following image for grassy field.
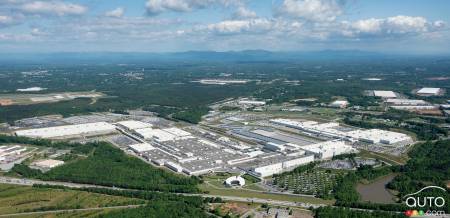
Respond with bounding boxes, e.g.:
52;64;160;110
358;150;408;165
0;184;146;215
5;209;119;218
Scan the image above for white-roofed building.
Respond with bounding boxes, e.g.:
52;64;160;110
165;161;183;172
329;100;349;108
224;176;246;186
373;90;397;98
345;129;412;145
116;120;153;131
15;122;116;139
238;100;266;106
162;127;192;137
135;128;176;142
300;141;355;160
386;99;428;106
128;143;155;153
416;88;443;96
32;159;64;169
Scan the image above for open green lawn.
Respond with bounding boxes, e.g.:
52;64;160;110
201;173;264;191
0;184;145;215
358;150;408;165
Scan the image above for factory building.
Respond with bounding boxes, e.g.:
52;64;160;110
32;159;64;170
15;122;116;139
300;141;355;160
386;99;429;106
116;120;153;131
264;142;286;152
165;161;183;173
0;145;26;162
345;129;413;145
329;100;348;108
390;105;438;111
248;155;314;177
282;155;314;168
134;127;193;142
238;100;266;106
128;143;155;153
270;119;413;146
416;88;443;96
373;90;397;98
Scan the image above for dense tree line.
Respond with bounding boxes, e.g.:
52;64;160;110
387;140;450;213
0;135;96;154
172;106;210;124
314;206;404;218
11;142;200;193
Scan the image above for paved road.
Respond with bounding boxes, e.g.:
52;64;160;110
0;205;145;217
0;176;413;215
0;176;325;209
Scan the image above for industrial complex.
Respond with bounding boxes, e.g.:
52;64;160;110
5;105;415;179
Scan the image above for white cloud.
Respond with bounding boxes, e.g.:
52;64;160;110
275;0;344;22
20;1;87;16
145;0;241;15
0;15;14;25
233;6;257;19
105;7;125;18
206;18;273;35
343;16;445;37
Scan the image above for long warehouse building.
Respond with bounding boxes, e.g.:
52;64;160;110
15;122;116;139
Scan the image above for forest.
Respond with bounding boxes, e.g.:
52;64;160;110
314;206;404;218
1;58;450;124
9;141;200;193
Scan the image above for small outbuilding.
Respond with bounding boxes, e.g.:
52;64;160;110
224;176;246;187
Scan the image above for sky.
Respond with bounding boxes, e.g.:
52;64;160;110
0;0;449;54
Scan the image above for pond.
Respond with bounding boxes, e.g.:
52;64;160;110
356;173;397;204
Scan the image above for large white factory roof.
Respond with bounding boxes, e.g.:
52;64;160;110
271;118;412;146
116;120;153;130
135;127;192;142
15;122;116;139
300;141;355;159
346;129;412;144
373;90;397;98
417;88;441;95
238;100;266;106
386;99;428;105
128;143;155;153
135;128;175;142
162;127;191;137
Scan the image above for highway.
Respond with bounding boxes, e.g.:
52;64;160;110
0;176;325;209
0;176;411;216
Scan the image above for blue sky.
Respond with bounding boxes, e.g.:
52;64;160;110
0;0;449;53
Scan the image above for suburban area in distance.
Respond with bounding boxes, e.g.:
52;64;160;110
1;0;450;218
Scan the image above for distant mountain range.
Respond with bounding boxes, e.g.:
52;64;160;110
0;50;444;64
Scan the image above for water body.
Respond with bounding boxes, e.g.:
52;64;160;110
356;174;396;204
